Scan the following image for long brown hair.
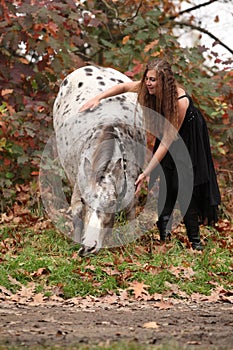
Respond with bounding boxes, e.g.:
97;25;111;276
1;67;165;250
137;59;179;132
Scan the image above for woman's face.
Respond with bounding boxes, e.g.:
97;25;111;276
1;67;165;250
145;69;158;95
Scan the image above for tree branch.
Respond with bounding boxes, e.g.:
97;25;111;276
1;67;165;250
99;0;119;18
173;0;218;18
119;0;143;23
174;21;233;55
99;0;143;23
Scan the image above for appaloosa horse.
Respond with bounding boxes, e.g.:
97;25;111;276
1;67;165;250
53;65;145;257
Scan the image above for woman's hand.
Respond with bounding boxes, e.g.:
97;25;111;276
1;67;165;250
135;172;147;195
79;97;101;112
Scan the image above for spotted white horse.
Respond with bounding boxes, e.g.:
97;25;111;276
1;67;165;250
53;65;145;257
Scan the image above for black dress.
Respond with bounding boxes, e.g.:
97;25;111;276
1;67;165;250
150;94;221;225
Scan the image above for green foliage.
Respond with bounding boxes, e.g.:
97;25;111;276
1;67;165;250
0;0;232;211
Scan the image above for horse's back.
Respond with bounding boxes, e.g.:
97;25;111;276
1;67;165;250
53;66;143;178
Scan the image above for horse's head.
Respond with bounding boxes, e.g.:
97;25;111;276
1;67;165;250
78;156;125;257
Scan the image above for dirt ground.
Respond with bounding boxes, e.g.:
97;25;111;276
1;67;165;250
0;299;233;349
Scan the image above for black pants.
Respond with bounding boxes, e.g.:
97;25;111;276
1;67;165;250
157;165;200;241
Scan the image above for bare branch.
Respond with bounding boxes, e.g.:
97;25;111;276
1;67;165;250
174;21;233;55
166;0;232;56
100;0;119;18
99;0;143;23
175;0;218;17
119;0;143;23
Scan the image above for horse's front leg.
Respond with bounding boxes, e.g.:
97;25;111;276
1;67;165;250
71;183;84;243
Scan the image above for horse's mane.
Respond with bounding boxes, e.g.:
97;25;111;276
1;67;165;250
92;125;116;183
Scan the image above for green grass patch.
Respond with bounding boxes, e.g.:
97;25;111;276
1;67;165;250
0;224;232;299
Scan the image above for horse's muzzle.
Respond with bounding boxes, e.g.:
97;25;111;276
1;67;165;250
78;241;98;257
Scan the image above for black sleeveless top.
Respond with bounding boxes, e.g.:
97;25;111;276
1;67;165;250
152;94;221;224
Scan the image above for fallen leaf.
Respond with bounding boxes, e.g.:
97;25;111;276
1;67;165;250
31;267;48;277
220;295;233;303
128;281;150;299
153;300;173;309
151;292;163;301
117;289;129;301
183;267;196;279
0;285;12;296
1;89;13;96
102;267;120;276
142;321;159;329
33;293;45;304
8;275;23;287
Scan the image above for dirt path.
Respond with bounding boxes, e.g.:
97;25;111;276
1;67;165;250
0;300;233;349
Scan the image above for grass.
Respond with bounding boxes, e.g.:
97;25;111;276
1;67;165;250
0;222;232;300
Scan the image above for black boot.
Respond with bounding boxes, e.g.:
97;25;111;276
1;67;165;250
191;241;203;251
183;208;203;251
157;215;171;243
186;230;203;251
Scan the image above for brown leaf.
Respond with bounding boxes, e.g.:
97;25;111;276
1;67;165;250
153;300;173;309
169;265;195;280
144;263;163;275
84;265;96;272
33;293;45;304
117;289;129;301
1;212;14;223
102;267;120;276
144;39;159;53
151;292;163;301
101;293;119;304
183;267;196;279
31;267;48;277
164;282;189;299
8;275;23;287
220;295;233;303
0;285;12;296
169;265;181;278
1;89;13;96
128;281;149;299
122;35;130;45
19;284;35;299
18;57;29;65
142;321;159;329
187;341;202;345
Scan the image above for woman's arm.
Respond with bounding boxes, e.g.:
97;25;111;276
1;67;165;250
135;142;168;194
143;97;187;176
79;81;140;112
135;95;188;194
143;142;169;177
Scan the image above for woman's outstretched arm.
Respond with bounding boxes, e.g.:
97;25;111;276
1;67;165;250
79;81;140;112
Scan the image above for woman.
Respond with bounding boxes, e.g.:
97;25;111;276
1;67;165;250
80;59;221;250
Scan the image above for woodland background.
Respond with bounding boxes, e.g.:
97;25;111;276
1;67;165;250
0;0;232;222
0;1;233;328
